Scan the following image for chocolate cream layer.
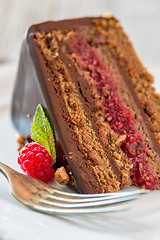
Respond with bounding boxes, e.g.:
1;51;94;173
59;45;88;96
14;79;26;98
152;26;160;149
28;17;160;191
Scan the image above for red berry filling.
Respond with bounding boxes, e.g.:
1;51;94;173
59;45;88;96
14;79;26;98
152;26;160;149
70;37;157;189
18;142;55;182
53;140;68;170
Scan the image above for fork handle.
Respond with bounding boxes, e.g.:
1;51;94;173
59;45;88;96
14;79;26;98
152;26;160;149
0;162;16;181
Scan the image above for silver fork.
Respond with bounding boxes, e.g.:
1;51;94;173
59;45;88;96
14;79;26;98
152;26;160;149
0;162;148;215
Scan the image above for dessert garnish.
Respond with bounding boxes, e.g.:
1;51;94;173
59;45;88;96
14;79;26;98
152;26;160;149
18;142;55;182
16;133;25;151
54;166;70;185
31;104;56;164
17;104;56;182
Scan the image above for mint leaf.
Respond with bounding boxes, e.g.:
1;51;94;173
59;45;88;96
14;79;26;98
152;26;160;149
31;104;56;164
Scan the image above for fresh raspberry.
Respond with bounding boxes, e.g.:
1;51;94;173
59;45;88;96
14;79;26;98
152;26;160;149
18;142;55;182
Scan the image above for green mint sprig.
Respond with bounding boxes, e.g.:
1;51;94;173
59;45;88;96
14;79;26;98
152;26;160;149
31;104;56;164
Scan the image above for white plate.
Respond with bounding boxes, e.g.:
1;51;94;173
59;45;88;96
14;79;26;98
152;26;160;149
1;63;160;240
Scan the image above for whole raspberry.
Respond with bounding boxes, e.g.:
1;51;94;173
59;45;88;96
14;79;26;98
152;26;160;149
18;142;55;182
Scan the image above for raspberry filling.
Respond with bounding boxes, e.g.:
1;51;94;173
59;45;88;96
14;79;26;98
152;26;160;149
70;37;157;189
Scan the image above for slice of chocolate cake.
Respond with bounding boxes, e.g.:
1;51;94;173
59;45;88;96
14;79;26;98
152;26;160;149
12;16;160;193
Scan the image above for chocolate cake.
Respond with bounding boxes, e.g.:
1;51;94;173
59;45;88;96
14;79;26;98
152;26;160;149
12;16;160;194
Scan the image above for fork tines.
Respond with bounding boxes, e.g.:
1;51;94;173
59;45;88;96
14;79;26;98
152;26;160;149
29;188;148;215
